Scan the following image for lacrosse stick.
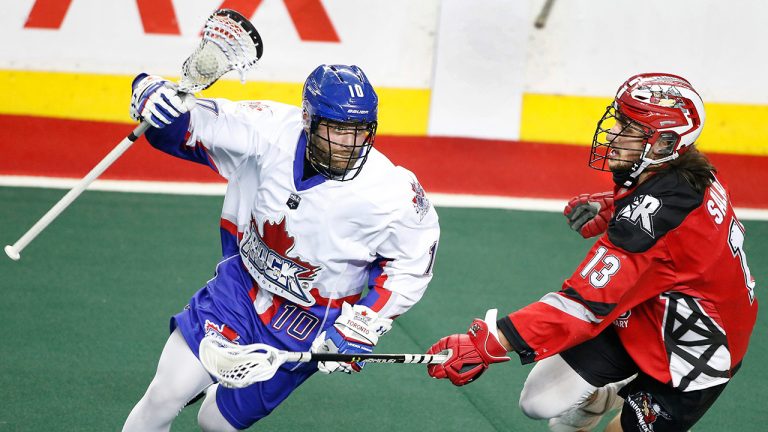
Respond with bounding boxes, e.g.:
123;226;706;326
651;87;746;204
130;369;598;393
199;337;450;388
4;9;263;261
534;0;556;29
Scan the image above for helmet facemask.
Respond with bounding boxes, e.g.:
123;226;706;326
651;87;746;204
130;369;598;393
591;104;651;171
305;116;377;181
591;104;684;187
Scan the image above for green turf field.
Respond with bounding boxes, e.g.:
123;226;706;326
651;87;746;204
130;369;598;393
1;187;766;431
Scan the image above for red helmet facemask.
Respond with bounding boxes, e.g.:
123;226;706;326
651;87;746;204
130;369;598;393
589;73;706;187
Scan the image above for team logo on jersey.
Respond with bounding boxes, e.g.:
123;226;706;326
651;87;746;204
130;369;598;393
239;216;321;307
411;181;431;221
626;392;671;432
616;195;662;237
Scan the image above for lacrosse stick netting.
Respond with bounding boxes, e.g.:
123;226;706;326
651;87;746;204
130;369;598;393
179;9;263;93
199;338;285;388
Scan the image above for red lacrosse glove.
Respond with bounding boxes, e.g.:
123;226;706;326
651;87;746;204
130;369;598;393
563;192;614;238
427;309;510;386
427;334;486;386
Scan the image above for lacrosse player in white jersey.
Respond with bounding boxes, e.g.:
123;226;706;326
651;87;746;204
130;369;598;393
122;64;440;431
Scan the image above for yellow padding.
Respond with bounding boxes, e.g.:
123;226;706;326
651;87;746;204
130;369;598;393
5;70;766;155
0;70;429;136
521;94;768;156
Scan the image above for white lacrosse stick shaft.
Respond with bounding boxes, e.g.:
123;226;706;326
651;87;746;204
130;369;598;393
5;122;150;261
4;95;197;261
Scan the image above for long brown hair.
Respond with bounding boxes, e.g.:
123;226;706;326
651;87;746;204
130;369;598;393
668;146;717;193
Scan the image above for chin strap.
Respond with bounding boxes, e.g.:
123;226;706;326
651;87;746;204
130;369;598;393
614;142;683;188
613;167;636;188
613;159;653;188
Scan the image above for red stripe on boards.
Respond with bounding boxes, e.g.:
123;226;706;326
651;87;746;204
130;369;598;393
379;136;613;199
377;136;768;209
1;115;223;182
2;115;767;208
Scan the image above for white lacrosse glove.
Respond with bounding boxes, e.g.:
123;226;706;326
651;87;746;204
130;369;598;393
130;73;191;128
311;302;393;374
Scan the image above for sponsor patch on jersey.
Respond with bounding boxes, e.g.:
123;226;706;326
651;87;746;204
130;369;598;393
616;195;662;237
626;392;671;432
286;193;301;210
411;181;431;222
613;310;631;328
239;216;321;307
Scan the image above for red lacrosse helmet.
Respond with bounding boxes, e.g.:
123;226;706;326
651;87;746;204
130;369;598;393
590;73;706;186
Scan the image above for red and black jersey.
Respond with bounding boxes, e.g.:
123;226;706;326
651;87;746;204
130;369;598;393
498;170;758;391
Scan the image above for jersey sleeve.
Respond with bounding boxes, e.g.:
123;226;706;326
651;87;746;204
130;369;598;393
358;171;440;319
498;234;672;364
145;99;298;179
498;173;701;364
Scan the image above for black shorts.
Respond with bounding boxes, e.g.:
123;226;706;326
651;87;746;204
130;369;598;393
560;327;728;432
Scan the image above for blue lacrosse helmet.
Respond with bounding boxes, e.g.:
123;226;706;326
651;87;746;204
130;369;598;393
302;64;378;181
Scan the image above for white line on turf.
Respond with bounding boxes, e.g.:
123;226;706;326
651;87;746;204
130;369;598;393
2;175;768;221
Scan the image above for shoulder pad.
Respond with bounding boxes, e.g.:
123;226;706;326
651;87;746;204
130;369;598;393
608;171;703;252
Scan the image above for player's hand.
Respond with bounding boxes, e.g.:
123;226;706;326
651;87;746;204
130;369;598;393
130;73;190;128
564;192;614;238
311;302;393;374
426;309;510;386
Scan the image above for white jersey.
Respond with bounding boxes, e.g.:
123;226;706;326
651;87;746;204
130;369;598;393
177;98;439;320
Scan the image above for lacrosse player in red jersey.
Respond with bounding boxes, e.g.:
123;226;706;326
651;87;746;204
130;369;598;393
122;64;439;431
427;73;758;432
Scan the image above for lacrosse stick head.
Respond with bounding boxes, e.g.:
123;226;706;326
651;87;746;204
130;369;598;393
179;9;264;93
199;337;284;388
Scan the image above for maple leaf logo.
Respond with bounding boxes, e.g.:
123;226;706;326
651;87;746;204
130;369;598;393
239;215;321;306
261;217;320;280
